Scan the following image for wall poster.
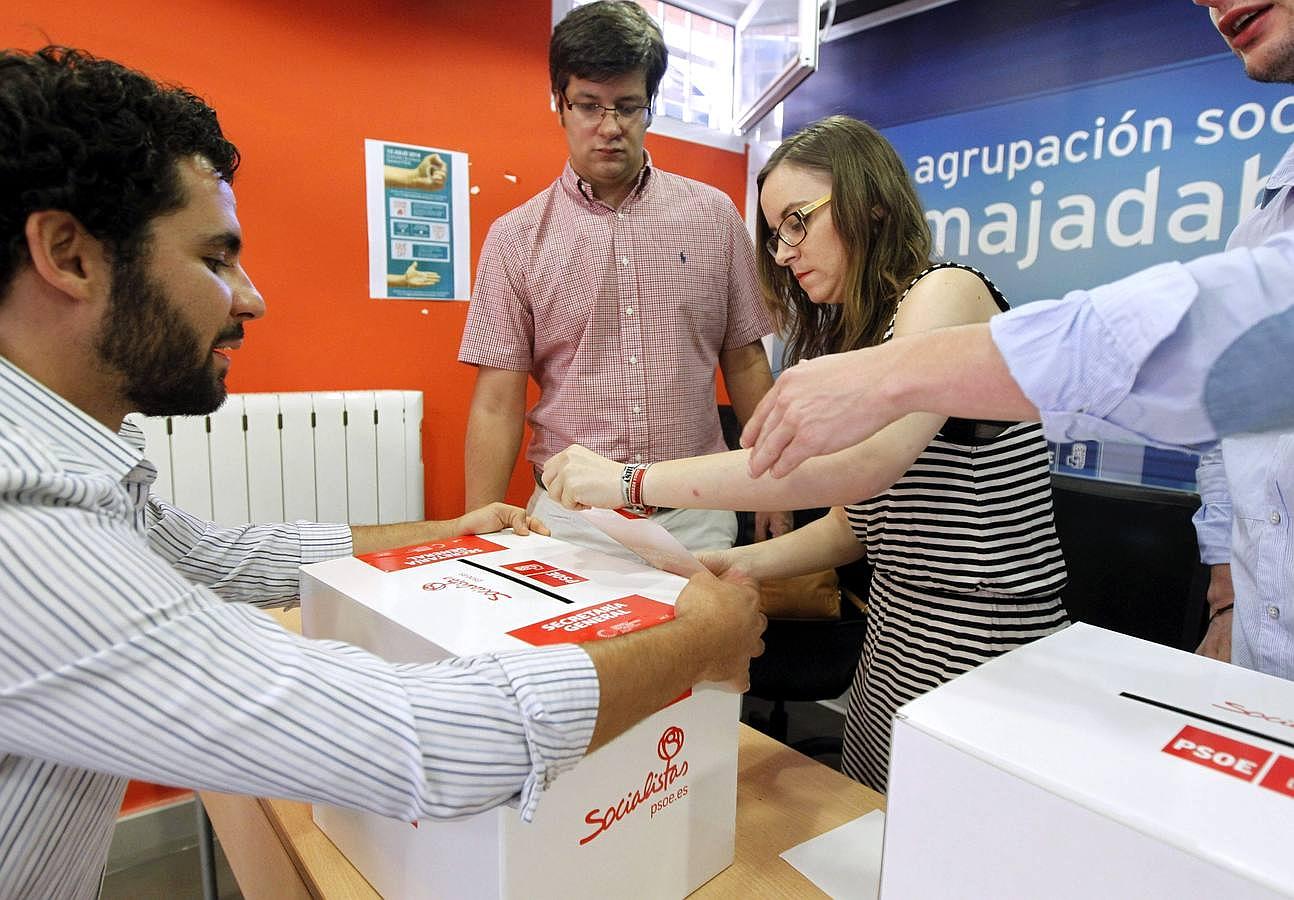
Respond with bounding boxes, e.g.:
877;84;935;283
365;139;470;301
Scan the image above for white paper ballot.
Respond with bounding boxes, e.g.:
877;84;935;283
578;508;707;577
779;810;885;900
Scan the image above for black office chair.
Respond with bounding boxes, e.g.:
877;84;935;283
1050;473;1210;651
718;405;870;759
744;580;868;758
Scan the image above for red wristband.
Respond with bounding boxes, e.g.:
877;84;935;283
629;463;649;508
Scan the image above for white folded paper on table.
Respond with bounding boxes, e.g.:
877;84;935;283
779;810;885;900
578;508;707;577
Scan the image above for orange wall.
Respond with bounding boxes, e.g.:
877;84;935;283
3;0;748;518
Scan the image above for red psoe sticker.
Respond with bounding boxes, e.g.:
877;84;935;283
508;596;689;705
507;595;674;646
1258;755;1294;799
357;535;507;571
1161;725;1273;782
501;559;588;587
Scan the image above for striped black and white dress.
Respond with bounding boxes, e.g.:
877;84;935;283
840;263;1068;792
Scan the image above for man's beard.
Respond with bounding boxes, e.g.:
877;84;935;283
96;251;240;417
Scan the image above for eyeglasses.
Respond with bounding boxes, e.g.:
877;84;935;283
765;194;832;256
560;92;653;127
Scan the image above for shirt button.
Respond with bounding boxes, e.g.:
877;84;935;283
625;307;634;316
1268;605;1281;620
628;355;638;365
634;453;643;463
632;405;641;414
620;256;629;266
616;212;624;220
1270;511;1282;525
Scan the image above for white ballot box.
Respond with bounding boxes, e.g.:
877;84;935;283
881;623;1294;899
300;532;738;900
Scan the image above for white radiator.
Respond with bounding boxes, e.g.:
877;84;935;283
127;391;425;527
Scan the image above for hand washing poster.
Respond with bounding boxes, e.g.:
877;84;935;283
365;139;470;300
883;55;1294;489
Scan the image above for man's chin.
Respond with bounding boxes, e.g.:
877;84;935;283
1240;42;1294;83
586;156;634;178
130;379;228;418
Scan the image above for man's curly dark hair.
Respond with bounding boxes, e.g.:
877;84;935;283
0;46;240;298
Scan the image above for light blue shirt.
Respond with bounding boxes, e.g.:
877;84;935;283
0;356;598;899
989;141;1294;679
1190;142;1294;679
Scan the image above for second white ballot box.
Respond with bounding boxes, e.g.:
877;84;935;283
881;623;1294;899
299;532;739;900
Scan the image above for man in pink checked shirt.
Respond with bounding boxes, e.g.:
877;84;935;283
459;1;790;560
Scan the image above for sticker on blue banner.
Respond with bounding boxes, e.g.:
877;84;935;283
1053;441;1101;478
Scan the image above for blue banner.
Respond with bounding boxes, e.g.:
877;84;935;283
886;54;1294;302
880;54;1294;490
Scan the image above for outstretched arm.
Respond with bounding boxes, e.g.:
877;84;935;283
743;230;1294;477
700;508;865;581
741;324;1033;480
350;502;548;555
383;154;448;191
547;267;1003;510
544;410;942;512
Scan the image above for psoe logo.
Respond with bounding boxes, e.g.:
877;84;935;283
421;577;511;603
595;618;644;638
580;726;689;845
1212;699;1294;731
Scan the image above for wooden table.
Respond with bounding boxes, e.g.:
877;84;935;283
202;724;884;898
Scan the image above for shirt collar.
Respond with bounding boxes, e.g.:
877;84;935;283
1266;141;1294;190
562;150;654;208
0;354;148;485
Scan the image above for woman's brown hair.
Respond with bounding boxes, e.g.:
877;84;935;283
756;115;933;366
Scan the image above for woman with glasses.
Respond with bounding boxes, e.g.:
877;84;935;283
543;115;1068;793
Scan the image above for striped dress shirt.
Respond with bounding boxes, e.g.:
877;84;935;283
1191;141;1294;680
0;356;599;899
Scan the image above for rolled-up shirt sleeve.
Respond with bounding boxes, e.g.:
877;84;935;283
414;645;599;820
990;228;1294;451
1191;444;1232;565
